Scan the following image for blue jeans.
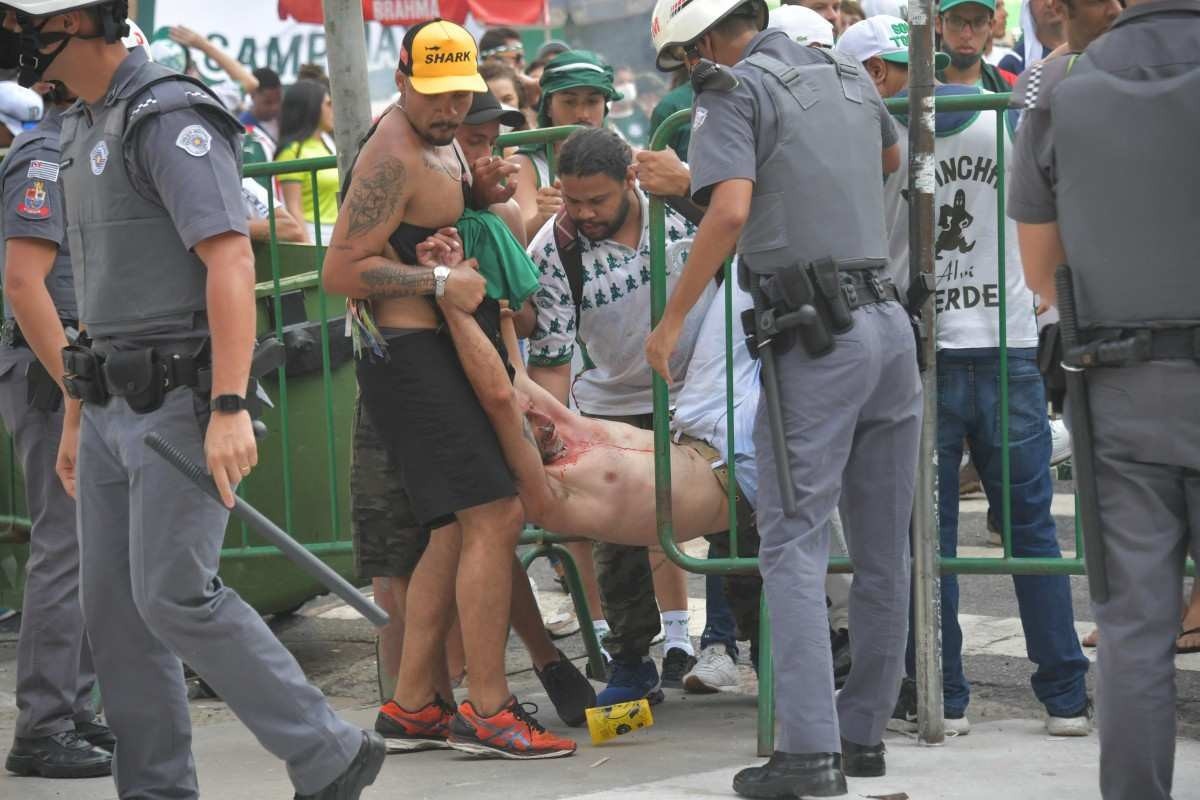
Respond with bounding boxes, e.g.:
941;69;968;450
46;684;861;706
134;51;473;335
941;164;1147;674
701;569;740;660
905;348;1089;716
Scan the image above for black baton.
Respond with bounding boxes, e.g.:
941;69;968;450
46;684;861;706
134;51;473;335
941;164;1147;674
750;275;801;518
1054;265;1109;603
144;433;390;628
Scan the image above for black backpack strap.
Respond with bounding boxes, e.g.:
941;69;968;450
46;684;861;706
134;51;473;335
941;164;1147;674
553;207;585;321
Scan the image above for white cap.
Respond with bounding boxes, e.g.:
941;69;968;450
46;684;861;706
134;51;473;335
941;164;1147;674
862;0;909;20
836;15;951;68
769;5;835;48
0;82;44;137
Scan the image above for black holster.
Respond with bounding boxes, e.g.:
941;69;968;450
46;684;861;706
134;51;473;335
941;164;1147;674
62;341;110;406
25;359;63;412
905;273;936;373
1038;323;1066;413
745;264;832;359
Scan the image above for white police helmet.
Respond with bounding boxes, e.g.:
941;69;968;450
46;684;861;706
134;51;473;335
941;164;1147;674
650;0;768;72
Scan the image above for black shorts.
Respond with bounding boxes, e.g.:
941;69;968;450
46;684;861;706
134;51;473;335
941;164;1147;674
355;302;515;529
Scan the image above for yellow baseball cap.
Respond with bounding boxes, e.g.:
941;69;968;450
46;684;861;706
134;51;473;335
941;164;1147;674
399;19;488;95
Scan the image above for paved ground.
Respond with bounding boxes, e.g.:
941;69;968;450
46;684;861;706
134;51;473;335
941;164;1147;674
2;491;1198;798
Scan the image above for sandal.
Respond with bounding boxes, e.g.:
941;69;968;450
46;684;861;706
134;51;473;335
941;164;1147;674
1177;626;1200;655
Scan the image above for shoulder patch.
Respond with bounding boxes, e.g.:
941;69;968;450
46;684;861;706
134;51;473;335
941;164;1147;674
15;181;51;221
176;124;213;158
27;160;60;183
693;107;708;130
90;141;110;176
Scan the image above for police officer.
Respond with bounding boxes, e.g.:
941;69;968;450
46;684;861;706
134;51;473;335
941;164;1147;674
1;2;384;798
1008;1;1200;798
0;78;115;779
644;1;921;796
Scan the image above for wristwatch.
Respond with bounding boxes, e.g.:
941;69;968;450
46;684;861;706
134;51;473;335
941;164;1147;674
434;266;451;299
210;394;250;414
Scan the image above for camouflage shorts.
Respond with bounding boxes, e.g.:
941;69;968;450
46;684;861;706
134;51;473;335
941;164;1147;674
351;399;430;580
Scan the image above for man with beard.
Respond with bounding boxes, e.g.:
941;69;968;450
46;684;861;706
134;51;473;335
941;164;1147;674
323;19;576;760
512;50;623;241
936;0;1019;90
526;127;717;704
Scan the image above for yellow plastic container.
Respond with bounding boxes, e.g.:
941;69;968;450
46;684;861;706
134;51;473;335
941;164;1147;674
585;699;655;745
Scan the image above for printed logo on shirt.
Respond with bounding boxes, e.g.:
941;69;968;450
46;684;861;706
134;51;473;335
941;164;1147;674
26;160;60;183
935;189;976;260
176;124;213;158
16;180;51;220
693;107;708;130
90;141;109;176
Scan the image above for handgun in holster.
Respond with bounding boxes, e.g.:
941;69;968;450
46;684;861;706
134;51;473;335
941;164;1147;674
740;261;831;361
905;273;936;372
62;336;111;406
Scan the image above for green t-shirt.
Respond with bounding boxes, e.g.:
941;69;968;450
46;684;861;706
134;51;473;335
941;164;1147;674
457;209;540;309
650;83;695;162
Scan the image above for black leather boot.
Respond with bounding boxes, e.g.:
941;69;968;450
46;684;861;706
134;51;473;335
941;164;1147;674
75;718;117;752
5;730;112;779
294;731;385;800
732;751;848;798
841;737;886;777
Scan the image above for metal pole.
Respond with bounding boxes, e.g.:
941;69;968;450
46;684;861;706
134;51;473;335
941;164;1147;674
321;0;373;183
907;0;945;747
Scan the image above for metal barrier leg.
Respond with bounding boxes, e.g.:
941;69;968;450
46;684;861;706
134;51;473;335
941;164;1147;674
756;591;775;757
520;542;608;682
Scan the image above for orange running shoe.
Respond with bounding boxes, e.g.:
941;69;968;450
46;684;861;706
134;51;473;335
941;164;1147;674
448;697;577;760
374;696;455;753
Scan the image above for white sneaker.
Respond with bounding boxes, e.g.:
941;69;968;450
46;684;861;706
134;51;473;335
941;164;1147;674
682;645;739;694
1050;419;1072;466
1046;712;1092;737
945;714;971;736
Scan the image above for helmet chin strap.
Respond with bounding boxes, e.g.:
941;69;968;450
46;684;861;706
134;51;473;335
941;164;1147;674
13;5;129;88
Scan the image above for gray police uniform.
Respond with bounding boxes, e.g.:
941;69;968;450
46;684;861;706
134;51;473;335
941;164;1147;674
1009;2;1200;798
0;107;98;740
57;49;362;798
688;29;922;753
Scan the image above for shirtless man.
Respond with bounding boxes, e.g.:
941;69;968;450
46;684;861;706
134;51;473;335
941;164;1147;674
418;232;754;547
321;20;575;760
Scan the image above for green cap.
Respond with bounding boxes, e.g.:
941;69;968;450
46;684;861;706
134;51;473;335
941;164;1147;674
537;50;622;128
939;0;996;14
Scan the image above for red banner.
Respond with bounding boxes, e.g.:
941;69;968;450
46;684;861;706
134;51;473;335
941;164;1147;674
278;0;547;26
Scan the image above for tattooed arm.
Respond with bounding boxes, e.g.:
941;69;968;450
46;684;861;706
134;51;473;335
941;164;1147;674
321;143;440;299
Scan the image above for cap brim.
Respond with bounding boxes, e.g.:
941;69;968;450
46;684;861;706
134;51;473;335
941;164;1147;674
881;51;951;70
465;108;527;127
409;74;489;95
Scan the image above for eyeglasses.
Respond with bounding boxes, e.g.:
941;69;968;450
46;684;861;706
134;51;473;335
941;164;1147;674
943;14;992;32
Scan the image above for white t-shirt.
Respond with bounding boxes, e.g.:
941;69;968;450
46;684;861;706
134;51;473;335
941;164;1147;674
241;177;271;220
672;279;761;507
527;192;717;417
884;87;1038;350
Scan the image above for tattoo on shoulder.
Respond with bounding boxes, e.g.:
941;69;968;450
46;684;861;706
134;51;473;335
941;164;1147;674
346;156;406;239
360;263;433;299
